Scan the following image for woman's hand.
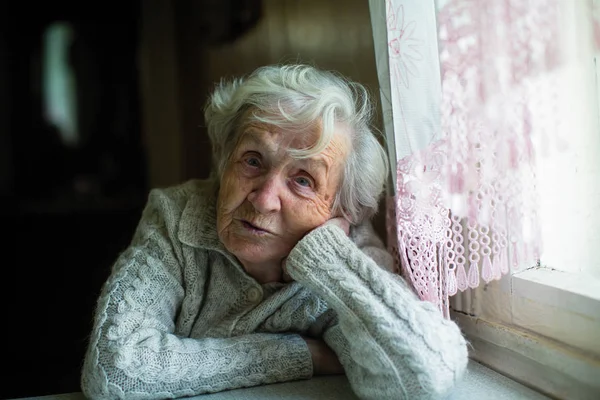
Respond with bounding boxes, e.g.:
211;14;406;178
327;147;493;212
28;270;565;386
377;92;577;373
281;217;351;282
299;218;348;374
321;216;350;236
303;336;344;376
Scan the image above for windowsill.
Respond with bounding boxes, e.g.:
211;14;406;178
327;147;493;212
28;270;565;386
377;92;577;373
451;311;600;400
513;268;600;313
450;265;600;399
6;360;549;400
511;267;600;357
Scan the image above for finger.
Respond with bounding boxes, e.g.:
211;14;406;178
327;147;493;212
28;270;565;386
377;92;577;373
281;258;294;282
329;217;350;236
282;269;293;283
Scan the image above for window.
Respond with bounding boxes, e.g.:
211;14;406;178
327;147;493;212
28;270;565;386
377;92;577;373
43;22;79;147
370;0;600;398
450;5;600;397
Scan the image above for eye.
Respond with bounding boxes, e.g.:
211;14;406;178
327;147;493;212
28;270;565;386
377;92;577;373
294;176;313;188
244;155;261;168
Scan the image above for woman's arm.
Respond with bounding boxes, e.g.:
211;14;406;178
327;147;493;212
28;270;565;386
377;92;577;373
81;189;312;400
285;223;468;400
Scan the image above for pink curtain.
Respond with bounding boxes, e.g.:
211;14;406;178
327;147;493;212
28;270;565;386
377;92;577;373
371;0;600;317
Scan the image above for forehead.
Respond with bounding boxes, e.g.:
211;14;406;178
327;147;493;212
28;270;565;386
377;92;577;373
237;116;350;152
237;122;319;150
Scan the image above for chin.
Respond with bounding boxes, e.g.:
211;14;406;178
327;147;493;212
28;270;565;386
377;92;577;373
234;247;283;267
224;235;283;265
237;252;276;266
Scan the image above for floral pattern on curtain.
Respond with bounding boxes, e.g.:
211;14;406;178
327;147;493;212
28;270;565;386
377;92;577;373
370;0;598;318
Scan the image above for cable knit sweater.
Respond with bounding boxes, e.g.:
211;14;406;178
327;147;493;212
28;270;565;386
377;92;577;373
81;179;468;399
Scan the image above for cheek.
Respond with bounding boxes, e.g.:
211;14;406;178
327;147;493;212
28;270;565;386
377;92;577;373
217;167;252;218
284;196;333;234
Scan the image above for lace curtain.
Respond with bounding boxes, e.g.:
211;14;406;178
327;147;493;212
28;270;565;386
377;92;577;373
369;0;599;318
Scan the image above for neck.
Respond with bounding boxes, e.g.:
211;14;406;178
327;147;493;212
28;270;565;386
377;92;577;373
240;259;284;284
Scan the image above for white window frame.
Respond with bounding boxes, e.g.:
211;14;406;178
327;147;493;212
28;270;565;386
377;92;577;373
451;269;600;400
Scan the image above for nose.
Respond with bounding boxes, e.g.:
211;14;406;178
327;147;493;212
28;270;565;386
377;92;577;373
247;174;282;214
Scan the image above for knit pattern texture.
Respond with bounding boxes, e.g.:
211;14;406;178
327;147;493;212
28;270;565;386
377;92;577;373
81;179;468;399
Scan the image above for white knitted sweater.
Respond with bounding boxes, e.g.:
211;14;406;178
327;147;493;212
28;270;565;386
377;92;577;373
81;179;468;399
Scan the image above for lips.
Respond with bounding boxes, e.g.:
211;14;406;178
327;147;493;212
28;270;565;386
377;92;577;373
240;219;272;234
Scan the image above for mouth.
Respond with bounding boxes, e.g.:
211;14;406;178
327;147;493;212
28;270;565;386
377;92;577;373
240;219;272;235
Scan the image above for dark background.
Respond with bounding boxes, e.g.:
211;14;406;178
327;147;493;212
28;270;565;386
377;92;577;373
3;2;148;399
0;0;385;398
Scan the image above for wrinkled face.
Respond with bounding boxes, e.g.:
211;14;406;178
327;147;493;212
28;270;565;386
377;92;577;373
216;120;349;269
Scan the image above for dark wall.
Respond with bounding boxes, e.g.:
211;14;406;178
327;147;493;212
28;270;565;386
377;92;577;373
2;1;147;398
7;2;147;203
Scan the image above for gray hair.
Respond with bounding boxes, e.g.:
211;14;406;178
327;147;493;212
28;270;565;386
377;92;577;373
204;64;389;224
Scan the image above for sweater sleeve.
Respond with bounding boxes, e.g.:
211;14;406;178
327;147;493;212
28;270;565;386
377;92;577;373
285;224;468;400
81;190;312;400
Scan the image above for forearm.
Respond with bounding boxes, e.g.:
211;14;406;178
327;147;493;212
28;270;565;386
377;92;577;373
82;237;312;399
83;329;312;399
286;224;468;400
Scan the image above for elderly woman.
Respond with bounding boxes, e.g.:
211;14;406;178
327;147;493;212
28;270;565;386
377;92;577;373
81;64;468;399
